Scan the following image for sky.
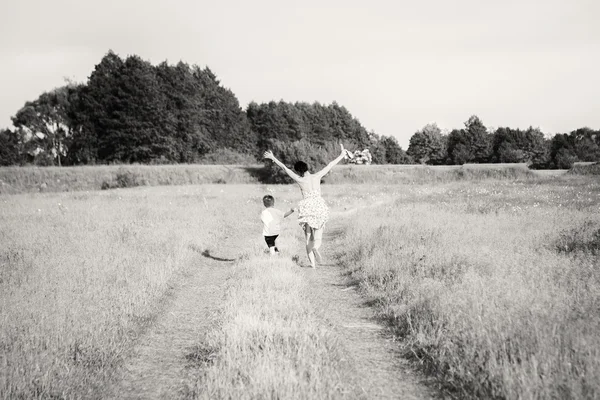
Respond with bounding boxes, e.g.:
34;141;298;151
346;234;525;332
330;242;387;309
1;0;599;147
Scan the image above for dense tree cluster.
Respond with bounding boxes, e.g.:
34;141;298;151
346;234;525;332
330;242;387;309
1;51;598;169
0;51;408;167
408;117;599;169
8;52;257;165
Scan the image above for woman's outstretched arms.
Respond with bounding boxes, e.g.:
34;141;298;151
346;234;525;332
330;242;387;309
315;144;347;178
263;151;302;182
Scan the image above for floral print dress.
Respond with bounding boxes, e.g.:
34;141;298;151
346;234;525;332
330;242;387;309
297;189;329;230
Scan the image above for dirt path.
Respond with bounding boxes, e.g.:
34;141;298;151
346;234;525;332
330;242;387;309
105;240;239;399
300;207;437;400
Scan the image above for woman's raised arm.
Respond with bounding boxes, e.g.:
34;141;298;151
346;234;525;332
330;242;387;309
315;144;347;179
263;151;302;182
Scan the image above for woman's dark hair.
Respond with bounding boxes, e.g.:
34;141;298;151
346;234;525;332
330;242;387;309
294;161;309;176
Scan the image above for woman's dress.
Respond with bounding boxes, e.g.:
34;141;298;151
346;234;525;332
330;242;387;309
297;189;329;230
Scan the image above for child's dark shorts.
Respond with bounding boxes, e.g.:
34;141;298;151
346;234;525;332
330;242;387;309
264;235;279;248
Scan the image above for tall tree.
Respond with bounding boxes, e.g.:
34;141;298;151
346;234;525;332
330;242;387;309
571;127;600;162
75;50;125;163
446;129;471;165
447;115;491;164
367;131;387;164
464;115;491;162
82;53;171;162
407;123;447;164
0;128;22;166
195;67;256;156
380;135;412;164
11;85;78;166
549;133;578;169
155;61;211;162
491;126;548;165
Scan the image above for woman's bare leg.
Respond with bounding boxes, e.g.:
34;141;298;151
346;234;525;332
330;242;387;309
312;227;324;263
304;224;316;268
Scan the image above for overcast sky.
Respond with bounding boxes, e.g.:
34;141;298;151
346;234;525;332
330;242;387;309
1;0;598;147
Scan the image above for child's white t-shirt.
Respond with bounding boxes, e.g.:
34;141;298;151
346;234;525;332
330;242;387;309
261;208;284;236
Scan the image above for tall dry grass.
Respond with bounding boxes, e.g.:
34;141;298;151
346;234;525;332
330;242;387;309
0;164;264;194
183;256;360;400
3;170;597;399
324;164;540;185
0;163;568;195
338;179;600;399
569;162;600;176
0;185;256;399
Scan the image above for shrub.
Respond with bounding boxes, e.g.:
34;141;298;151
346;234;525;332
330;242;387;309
100;181;113;190
101;168;143;190
553;148;578;169
115;169;141;188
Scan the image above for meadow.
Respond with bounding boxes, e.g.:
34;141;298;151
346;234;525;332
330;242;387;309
0;185;267;398
1;165;598;399
0;162;574;195
0;165;264;194
339;178;600;398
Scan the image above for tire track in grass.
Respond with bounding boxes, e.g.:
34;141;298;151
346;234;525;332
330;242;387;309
298;204;437;399
105;235;243;399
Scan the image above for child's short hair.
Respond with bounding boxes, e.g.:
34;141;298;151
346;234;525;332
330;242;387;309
263;195;275;207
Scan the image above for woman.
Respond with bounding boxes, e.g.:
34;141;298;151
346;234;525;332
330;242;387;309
263;144;347;268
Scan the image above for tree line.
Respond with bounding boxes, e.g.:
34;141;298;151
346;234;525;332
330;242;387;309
407;116;599;169
0;51;598;169
0;51;406;169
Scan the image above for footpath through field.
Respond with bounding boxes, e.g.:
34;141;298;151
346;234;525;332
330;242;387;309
105;216;244;399
107;190;435;399
298;203;436;399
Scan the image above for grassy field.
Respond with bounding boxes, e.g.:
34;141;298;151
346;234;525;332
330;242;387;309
1;167;598;399
338;179;600;398
0;185;264;398
0;162;577;194
0;164;265;194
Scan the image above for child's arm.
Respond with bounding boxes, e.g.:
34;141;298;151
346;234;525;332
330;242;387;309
284;208;295;218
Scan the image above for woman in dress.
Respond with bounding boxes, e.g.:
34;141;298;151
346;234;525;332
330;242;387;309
263;144;347;268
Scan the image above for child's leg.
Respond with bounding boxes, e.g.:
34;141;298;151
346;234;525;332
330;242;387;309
265;235;278;256
304;224;316;268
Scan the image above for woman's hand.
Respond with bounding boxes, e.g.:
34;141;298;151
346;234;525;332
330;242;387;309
263;150;275;161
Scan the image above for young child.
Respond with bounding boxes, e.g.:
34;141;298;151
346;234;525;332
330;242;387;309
261;195;295;255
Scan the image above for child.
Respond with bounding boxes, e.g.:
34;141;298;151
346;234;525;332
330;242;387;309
261;195;295;255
